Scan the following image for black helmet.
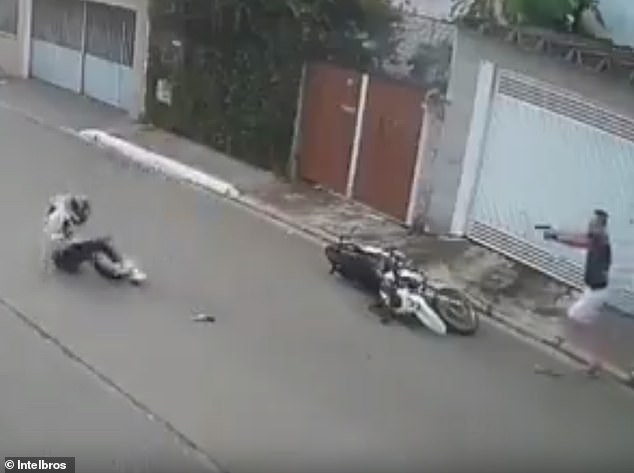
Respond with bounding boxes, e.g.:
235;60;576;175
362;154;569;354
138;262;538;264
69;195;91;225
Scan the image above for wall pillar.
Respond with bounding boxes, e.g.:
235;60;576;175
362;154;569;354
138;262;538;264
345;72;370;198
19;0;33;78
449;60;496;236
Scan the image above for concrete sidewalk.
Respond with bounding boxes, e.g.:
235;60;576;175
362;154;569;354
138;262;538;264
2;78;634;385
0;78;131;131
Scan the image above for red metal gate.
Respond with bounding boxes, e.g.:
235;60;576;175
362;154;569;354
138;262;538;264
352;77;425;222
298;63;361;195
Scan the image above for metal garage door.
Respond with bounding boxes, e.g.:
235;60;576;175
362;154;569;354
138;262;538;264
299;63;361;195
467;70;634;313
31;0;136;111
31;0;84;92
83;1;136;110
352;77;425;222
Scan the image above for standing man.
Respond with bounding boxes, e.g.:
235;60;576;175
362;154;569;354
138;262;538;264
544;209;612;375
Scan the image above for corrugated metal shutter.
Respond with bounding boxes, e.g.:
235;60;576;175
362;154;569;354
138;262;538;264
467;70;634;314
0;0;18;35
30;0;137;112
83;1;136;109
31;0;84;92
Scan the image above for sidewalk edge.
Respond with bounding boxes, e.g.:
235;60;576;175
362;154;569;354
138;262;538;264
78;129;240;199
82;130;634;390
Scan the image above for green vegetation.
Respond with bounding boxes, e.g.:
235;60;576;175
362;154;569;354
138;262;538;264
505;0;598;31
146;0;402;174
451;0;600;33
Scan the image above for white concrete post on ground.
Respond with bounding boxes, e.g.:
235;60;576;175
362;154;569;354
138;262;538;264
449;60;496;236
406;99;430;227
19;0;33;79
287;63;307;181
345;73;370;199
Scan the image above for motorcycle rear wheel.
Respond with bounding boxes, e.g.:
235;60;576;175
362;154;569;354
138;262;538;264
434;287;479;336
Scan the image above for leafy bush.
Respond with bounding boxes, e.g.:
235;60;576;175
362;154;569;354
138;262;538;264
505;0;597;31
146;0;402;174
451;0;599;32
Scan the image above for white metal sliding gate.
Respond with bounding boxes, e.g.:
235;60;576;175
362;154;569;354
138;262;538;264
467;69;634;314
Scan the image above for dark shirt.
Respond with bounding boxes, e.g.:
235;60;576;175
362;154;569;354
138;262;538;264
584;232;611;289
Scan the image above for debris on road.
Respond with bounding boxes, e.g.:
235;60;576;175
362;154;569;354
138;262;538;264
552;336;565;348
533;364;564;378
192;313;216;323
582;366;601;379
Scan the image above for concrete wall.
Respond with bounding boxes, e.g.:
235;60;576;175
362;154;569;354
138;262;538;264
0;0;31;78
423;27;634;234
410;92;445;231
599;0;634;48
0;29;20;77
406;0;452;19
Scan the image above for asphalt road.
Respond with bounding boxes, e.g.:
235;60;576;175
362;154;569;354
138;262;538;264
0;303;213;473
1;104;634;473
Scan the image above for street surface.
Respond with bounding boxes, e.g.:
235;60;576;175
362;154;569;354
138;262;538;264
0;302;212;472
1;101;634;473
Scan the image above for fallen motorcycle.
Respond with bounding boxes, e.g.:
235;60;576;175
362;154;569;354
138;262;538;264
324;227;405;294
378;255;479;335
326;231;478;335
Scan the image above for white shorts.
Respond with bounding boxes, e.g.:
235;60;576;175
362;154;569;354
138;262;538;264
567;287;609;325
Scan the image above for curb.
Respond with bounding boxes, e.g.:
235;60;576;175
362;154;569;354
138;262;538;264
78;129;240;199
76;129;336;244
480;300;634;388
80;130;634;390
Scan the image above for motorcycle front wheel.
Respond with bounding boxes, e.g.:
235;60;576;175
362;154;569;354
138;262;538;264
433;287;479;336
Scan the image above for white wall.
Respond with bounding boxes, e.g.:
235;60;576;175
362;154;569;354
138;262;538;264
0;32;21;77
0;0;32;77
599;0;634;48
404;0;453;19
